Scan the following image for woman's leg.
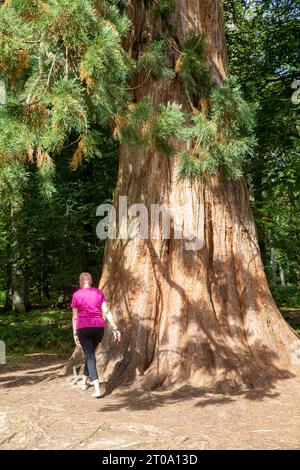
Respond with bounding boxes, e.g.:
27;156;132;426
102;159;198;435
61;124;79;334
83;360;89;380
92;328;105;354
77;329;99;382
90;328;105;397
81;361;89;389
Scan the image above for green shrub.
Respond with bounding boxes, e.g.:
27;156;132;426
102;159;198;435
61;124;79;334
0;308;74;356
0;291;6;305
271;285;300;308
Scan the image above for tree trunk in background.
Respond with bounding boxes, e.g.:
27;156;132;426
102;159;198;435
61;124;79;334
270;246;277;287
279;266;286;287
4;244;12;310
4;286;12;311
38;269;50;306
11;199;27;314
63;0;300;389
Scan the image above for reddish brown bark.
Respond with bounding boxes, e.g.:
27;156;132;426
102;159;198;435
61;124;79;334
63;0;300;391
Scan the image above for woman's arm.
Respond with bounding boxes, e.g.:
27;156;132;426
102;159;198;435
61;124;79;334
102;301;121;342
72;307;81;347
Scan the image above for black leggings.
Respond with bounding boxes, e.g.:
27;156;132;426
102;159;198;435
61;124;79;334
77;327;105;381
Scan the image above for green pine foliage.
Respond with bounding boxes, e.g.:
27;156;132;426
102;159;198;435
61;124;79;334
179;151;201;180
180;77;257;180
152;102;186;156
0;1;256;186
118;75;256;176
49;78;88;135
148;0;175;23
117;95;153;147
118;98;186;156
137;40;175;80
211;76;257;139
176;33;211;103
0;0;132;176
0;160;30;205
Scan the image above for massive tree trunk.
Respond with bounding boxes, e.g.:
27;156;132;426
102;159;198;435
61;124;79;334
63;0;300;390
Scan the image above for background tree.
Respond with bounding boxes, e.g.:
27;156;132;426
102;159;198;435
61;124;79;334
224;0;300;300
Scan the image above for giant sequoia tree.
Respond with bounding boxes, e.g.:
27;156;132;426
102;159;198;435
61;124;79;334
4;0;298;390
90;0;300;391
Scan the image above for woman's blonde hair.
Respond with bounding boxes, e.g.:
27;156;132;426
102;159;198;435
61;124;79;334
79;272;92;288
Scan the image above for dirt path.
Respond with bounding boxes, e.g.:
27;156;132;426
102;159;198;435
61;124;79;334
0;354;299;450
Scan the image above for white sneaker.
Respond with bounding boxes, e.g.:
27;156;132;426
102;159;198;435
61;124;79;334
81;383;89;391
92;391;101;398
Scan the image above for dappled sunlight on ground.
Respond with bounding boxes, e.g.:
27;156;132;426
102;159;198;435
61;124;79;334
0;354;300;450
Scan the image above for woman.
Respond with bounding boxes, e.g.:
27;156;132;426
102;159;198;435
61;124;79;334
71;272;121;398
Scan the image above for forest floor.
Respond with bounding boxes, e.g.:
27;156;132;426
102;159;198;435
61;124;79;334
0;354;300;450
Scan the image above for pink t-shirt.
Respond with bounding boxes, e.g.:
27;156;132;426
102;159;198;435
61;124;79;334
71;287;106;330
